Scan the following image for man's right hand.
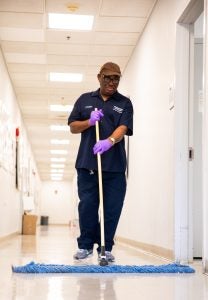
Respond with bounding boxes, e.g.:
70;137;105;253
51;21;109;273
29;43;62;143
89;109;104;126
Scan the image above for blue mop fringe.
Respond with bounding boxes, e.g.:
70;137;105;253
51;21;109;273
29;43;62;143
12;262;195;274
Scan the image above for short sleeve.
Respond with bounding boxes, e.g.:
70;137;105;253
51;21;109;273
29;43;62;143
67;98;81;125
119;99;133;136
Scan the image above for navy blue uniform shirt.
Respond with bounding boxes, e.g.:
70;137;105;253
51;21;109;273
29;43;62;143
68;89;133;172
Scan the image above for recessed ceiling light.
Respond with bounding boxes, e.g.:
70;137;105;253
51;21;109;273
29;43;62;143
50;105;73;112
50;164;65;168
48;13;94;30
49;72;83;82
50;125;69;131
51;157;66;162
50;150;68;155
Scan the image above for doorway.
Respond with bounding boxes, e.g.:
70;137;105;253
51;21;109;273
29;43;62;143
174;0;204;264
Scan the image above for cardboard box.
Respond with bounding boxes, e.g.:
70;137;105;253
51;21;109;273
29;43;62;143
22;214;38;235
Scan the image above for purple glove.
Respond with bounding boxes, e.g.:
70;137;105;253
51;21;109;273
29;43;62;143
89;109;104;126
93;139;113;155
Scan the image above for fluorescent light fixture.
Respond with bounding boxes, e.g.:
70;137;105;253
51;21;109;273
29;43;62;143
51;176;63;181
51;169;64;173
48;13;94;30
51;173;63;178
50;164;65;168
50;105;73;112
50;125;69;131
49;72;83;82
51;177;62;181
51;157;66;162
51;174;63;177
51;139;70;145
50;150;68;155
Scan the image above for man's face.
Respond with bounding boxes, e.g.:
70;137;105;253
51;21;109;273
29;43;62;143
98;71;120;97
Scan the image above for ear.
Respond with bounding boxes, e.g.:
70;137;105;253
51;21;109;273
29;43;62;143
97;73;101;83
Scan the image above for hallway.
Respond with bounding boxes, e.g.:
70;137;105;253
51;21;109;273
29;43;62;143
0;226;207;300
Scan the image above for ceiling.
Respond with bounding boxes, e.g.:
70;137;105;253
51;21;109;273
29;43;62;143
0;0;156;181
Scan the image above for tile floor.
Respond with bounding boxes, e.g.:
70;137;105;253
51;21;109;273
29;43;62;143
0;226;207;300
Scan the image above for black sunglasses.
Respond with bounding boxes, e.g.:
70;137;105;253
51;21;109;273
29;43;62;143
101;74;120;84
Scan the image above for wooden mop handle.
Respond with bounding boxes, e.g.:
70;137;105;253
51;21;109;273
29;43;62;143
95;108;105;249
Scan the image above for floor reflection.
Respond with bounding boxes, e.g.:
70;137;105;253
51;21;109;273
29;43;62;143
0;226;207;300
77;275;117;300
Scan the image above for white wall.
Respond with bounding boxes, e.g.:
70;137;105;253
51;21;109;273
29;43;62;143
118;0;192;253
40;181;73;225
0;47;41;237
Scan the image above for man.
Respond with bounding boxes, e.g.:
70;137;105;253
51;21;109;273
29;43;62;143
68;62;133;262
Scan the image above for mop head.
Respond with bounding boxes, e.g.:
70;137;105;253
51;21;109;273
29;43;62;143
12;262;195;274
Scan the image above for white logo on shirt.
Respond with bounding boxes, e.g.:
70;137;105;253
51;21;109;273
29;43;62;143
85;105;93;109
113;105;123;114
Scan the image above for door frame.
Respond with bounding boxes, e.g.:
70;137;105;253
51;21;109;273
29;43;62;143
203;0;208;273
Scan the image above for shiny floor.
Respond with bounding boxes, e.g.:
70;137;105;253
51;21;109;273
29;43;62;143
0;226;207;300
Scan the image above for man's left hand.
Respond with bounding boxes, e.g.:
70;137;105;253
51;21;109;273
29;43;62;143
93;139;113;155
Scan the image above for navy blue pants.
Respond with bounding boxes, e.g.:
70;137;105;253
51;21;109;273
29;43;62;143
77;168;126;252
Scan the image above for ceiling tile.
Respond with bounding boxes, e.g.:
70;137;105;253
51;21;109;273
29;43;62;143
7;63;47;72
0;12;44;28
1;41;45;54
93;32;139;45
17;95;48;105
0;28;44;42
45;30;94;44
47;54;89;65
45;0;100;14
100;0;155;17
11;72;46;81
95;16;146;32
4;53;46;64
47;43;91;55
15;87;50;95
91;45;134;57
0;0;44;13
12;79;47;88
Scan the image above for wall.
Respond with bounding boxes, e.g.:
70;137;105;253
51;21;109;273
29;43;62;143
40;181;73;225
0;47;41;238
117;0;192;256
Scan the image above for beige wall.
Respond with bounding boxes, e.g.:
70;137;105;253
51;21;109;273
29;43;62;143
40;181;72;225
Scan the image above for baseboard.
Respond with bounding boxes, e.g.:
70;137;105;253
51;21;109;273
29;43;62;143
116;236;174;260
0;232;19;243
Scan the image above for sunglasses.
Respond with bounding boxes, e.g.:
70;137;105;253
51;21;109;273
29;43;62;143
101;74;120;84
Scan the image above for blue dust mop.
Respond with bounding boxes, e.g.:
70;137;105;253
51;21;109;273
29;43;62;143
12;120;195;275
12;262;195;274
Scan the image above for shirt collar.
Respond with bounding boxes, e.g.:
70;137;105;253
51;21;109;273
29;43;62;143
91;89;120;100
